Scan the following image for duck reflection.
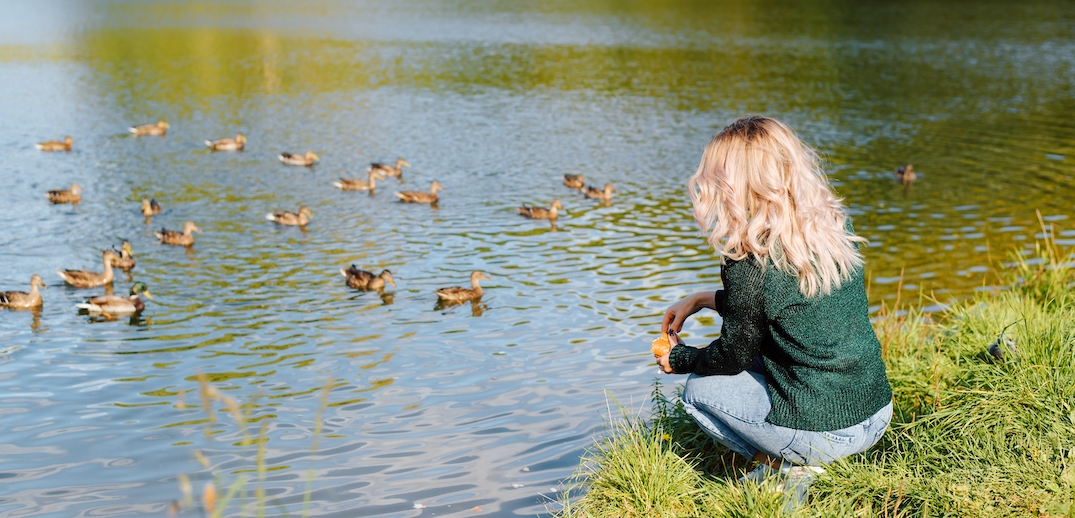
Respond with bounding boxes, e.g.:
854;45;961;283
434;298;489;317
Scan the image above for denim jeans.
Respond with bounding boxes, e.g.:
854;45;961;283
680;361;893;466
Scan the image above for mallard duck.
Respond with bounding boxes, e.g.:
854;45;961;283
341;266;396;291
57;249;117;288
46;183;82;204
518;199;565;220
36;136;72;151
266;206;312;226
584;183;616;202
141;198;162;216
895;164;916;185
333;170;385;191
0;274;46;308
370;158;410;178
279;151;319;167
76;282;154;316
206;133;246;151
109;241;136;269
396;181;444;204
156;221;201;246
563;174;585;189
130;119;170;136
436;271;491;303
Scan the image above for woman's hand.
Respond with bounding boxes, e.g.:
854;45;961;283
661;292;713;335
656;330;685;374
657;353;675;374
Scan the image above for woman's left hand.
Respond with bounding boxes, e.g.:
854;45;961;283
657;353;675;374
657;330;684;374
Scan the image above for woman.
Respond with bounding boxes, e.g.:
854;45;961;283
657;116;892;504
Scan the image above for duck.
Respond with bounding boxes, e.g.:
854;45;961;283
370;158;410;178
279;151;319;167
36;136;72;151
57;249;118;288
141;198;162;217
584;183;616;203
396;181;444;204
895;164;916;185
109;241;136;270
206;133;246;151
130;119;170;136
518;199;565;220
436;271;491;303
46;183;82;204
266;206;312;226
333;170;385;191
341;266;396;291
156;221;201;246
563;174;585;190
0;274;47;308
76;282;154;316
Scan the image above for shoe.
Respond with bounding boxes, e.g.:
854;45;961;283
775;465;825;512
738;461;824;512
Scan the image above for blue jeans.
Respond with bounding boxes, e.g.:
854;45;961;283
680;362;892;466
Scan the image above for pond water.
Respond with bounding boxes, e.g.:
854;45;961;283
1;0;1074;516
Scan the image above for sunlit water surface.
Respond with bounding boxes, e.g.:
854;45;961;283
1;0;1074;516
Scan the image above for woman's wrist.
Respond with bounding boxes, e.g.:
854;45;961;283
693;291;716;311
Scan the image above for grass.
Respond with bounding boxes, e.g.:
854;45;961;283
557;227;1075;517
168;375;337;517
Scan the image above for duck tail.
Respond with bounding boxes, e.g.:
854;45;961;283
265;213;276;222
128;127;138;134
332;181;343;189
75;302;101;313
204;140;213;147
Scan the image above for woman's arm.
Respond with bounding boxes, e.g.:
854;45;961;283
667;259;765;375
661;291;719;334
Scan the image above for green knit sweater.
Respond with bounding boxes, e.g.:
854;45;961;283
669;256;893;431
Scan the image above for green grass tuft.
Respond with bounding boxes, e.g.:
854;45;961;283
558;234;1075;517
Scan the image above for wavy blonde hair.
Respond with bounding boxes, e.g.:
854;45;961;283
688;116;865;297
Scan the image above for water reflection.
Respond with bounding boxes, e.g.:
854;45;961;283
0;0;1073;516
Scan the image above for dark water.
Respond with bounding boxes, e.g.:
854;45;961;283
1;0;1074;516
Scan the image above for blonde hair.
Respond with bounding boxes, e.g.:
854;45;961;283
688;116;865;297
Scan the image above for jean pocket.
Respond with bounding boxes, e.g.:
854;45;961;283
820;431;854;446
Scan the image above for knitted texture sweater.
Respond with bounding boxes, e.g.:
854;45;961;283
669;256;893;431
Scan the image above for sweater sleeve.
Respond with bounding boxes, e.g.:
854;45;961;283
714;289;728;316
670;259;765;375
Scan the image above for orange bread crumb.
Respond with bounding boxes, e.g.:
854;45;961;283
651;335;671;358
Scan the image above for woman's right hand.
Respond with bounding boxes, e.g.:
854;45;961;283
661;292;709;335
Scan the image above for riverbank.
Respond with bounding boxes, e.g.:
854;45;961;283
557;234;1075;517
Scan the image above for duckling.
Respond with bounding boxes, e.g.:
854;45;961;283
141;198;162;217
266;206;312;226
0;274;47;308
279;151;319;167
46;183;82;204
57;249;118;288
396;181;444;204
436;271;491;303
563;174;585;190
584;183;616;203
130;119;170;136
156;221;201;246
518;199;565;220
333;170;385;191
205;133;246;151
894;164;916;185
36;136;72;151
341;266;396;291
76;282;154;316
109;241;136;270
370;158;410;178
